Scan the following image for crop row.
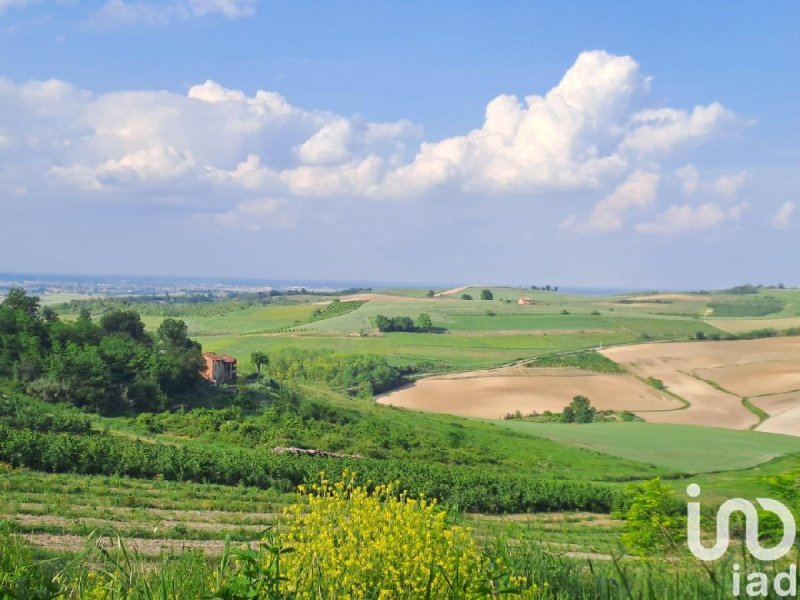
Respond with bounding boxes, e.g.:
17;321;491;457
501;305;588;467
0;426;622;514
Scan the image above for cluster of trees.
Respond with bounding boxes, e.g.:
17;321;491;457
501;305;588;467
460;289;494;301
267;348;405;397
530;285;559;292
0;288;205;415
373;314;433;333
561;395;597;423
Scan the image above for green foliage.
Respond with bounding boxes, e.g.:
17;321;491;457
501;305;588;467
1;289;204;415
373;314;434;333
708;296;784;317
306;300;366;325
0;425;623;513
415;313;433;332
480;289;494;300
560;396;596;424
461;294;472;300
529;351;625;373
645;377;666;391
250;351;269;375
0;524;59;598
0;394;90;434
618;478;686;555
721;284;760;294
373;314;415;332
268;348;405;396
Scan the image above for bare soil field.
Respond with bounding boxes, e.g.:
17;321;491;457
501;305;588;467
377;369;680;419
752;391;800;436
377;337;800;433
757;407;800;436
602;337;800;432
694;362;800;397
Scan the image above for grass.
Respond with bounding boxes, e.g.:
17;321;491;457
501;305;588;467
527;350;626;373
496;421;800;473
742;397;770;427
140;304;320;337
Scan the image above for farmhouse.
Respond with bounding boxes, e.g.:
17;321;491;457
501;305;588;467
201;352;237;384
518;297;533;305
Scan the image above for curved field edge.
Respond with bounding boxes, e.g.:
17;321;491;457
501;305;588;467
496;420;800;473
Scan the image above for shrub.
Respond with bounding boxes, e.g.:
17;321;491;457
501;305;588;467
618;478;686;555
276;473;487;597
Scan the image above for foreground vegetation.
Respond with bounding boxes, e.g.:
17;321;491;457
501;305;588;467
2;285;800;597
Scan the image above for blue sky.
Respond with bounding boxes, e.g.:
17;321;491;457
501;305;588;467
0;1;798;288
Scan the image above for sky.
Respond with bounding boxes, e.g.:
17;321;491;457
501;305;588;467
0;0;798;288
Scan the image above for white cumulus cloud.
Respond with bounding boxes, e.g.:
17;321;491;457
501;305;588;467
561;170;660;232
622;103;739;155
772;201;795;230
382;50;640;196
712;171;747;198
635;201;747;234
0;50;749;231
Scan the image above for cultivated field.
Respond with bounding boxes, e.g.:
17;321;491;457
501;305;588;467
377;366;680;418
603;337;800;433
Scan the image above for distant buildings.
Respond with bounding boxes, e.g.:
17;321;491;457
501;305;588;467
517;297;533;305
201;352;237;384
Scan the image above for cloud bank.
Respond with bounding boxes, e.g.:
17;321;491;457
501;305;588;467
0;50;752;232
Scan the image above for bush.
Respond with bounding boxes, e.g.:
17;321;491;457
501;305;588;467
618;479;686;555
274;473;487;597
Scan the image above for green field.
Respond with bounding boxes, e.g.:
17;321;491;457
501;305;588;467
498;421;800;473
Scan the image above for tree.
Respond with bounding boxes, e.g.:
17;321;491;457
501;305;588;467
251;351;269;376
1;287;40;317
461;294;473;300
560;405;576;423
480;289;493;300
41;306;58;323
695;331;706;340
157;318;191;348
374;315;391;332
415;313;433;332
100;310;148;343
570;395;596;423
426;290;435;298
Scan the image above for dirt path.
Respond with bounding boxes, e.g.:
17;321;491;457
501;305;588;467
12;503;280;525
21;533;251;556
7;512;271;534
434;285;472;297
